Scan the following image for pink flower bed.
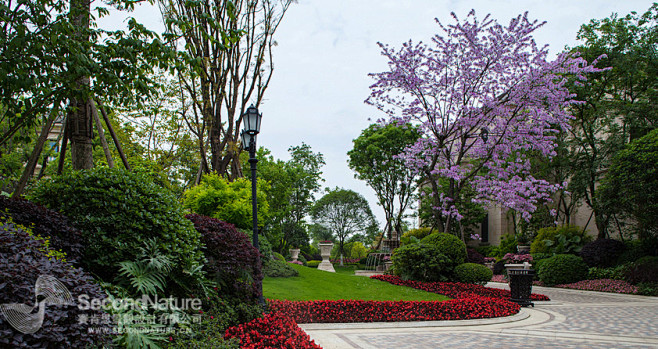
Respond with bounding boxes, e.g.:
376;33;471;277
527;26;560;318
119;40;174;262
555;279;638;294
372;275;550;301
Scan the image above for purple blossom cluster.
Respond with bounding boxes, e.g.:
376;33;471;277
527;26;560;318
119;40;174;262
367;10;606;224
288;260;303;265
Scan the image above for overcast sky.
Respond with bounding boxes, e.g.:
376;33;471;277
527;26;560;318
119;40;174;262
101;0;651;226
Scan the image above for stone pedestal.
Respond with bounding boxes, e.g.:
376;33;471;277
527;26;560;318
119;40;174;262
317;242;335;272
289;248;300;262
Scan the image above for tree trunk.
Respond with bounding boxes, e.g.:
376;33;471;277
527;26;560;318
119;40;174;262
68;0;93;170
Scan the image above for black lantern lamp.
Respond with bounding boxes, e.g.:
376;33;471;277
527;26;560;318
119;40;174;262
242;105;262;135
242;104;265;308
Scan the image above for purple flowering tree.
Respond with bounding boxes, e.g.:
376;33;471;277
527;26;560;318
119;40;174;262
367;10;604;235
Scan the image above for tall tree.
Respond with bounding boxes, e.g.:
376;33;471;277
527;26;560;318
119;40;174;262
160;0;294;180
311;188;377;257
367;10;603;235
1;0;173;195
348;123;420;240
566;4;658;238
247;143;325;251
598;129;658;240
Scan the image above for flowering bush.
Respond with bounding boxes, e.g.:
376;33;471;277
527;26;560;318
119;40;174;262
269;298;519;323
555;279;638;294
224;312;321;349
503;253;533;263
372;275;550;301
288;260;304;265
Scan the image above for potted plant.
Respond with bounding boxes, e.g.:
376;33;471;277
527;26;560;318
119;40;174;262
516;233;530;253
503;253;533;271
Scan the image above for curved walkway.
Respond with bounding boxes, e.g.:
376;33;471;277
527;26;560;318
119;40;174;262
299;283;658;349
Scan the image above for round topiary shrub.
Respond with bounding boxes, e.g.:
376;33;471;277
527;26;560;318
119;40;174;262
263;259;299;278
466;248;485;264
420;232;467;266
186;214;263;303
391;243;452;282
580;238;625;267
0;217;107;348
537;254;589;285
0;196;85;264
454;263;493;285
27;167;204;282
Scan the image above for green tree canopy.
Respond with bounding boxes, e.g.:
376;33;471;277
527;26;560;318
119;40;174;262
311;187;378;256
599;129;658;239
348;123;420;241
566;3;658;238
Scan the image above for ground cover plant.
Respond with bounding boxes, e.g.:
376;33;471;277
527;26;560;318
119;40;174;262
263;263;449;301
0;217;107;348
372;275;550;301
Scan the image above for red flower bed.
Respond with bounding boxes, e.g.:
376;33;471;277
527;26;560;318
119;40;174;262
224;312;322;349
371;275;550;301
269;298;519;323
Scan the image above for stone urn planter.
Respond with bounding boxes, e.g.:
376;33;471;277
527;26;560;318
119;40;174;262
516;245;530;254
317;242;335;273
289;248;300;262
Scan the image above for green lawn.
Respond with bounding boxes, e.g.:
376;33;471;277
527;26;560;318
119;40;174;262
263;264;450;301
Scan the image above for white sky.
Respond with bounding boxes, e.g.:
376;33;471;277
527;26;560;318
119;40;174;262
100;0;651;226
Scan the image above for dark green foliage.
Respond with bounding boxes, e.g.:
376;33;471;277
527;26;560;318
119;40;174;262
454;263;493;285
598;118;658;239
617;240;650;264
587;266;625;280
420;233;467;266
580;239;625;267
263;259;299;278
466;248;485;264
474;245;497;257
623;256;658;285
538;254;589;285
186;214;263;302
168;290;259;348
391;244;452;282
0;196;84;263
0;218;108;347
28;167;204;283
494;234;518;258
530;225;592;254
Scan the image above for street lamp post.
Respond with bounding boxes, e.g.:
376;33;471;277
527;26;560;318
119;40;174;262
240;105;265;307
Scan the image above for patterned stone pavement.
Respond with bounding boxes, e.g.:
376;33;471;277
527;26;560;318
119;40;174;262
300;283;658;349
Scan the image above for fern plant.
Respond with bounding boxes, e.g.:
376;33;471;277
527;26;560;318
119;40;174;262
116;240;173;297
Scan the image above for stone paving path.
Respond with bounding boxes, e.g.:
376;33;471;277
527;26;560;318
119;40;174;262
300;283;658;349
